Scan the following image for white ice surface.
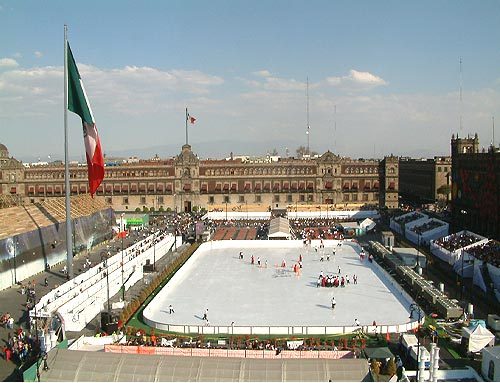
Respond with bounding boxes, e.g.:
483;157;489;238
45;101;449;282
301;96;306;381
144;241;412;328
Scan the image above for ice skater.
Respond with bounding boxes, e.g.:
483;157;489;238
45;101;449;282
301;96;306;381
326;253;330;261
257;257;261;267
251;255;255;265
203;308;208;321
168;304;174;314
337;266;341;275
331;296;336;309
239;251;243;260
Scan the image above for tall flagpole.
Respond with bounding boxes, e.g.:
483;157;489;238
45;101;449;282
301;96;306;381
64;25;74;280
185;107;188;145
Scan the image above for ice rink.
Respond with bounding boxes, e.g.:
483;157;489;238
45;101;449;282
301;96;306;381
143;240;413;332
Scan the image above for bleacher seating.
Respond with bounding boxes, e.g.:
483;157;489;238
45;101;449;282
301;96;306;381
246;228;257;240
394;212;424;225
0;195;108;240
410;220;445;235
466;240;500;268
434;231;483;252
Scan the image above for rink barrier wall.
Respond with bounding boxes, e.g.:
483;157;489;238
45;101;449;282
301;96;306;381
143;239;422;336
104;344;354;359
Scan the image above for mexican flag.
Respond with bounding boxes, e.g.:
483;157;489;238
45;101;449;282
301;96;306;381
67;42;104;197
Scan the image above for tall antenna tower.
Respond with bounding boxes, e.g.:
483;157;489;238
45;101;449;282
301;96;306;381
306;76;310;157
459;57;463;134
492;116;495;148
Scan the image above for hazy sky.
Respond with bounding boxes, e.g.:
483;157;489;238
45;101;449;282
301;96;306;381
1;0;499;161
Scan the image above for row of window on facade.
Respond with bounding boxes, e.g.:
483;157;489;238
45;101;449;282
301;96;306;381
16;179;385;195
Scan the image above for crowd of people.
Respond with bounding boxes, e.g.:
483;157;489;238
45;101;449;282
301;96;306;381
289;218;345;241
466;240;500;267
393;212;424;225
2;326;40;365
433;231;482;252
410;219;445;235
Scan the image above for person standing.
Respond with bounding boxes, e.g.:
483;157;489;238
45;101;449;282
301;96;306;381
331;296;336;309
168;304;174;314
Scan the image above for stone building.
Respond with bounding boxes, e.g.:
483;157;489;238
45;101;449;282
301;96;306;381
451;134;499;239
1;143;399;212
399;156;451;204
378;156;399;209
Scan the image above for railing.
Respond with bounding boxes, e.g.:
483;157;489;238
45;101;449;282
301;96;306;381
104;344;354;359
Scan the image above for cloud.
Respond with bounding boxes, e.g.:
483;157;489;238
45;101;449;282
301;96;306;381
0;58;19;68
0;62;224;119
243;72;305;92
12;53;22;59
34;51;43;58
253;70;271;78
325;69;387;89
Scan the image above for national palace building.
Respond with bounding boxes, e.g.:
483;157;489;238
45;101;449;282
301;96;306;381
0;142;400;212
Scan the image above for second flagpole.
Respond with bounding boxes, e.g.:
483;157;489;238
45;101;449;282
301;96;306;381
185;107;188;145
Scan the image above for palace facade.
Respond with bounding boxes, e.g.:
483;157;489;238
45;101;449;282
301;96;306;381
1;143;399;212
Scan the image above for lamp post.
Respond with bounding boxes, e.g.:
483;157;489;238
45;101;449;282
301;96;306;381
120;213;125;301
13;236;18;284
410;303;422;381
416;233;420;273
225;200;228;221
102;253;110;313
153;229;156;271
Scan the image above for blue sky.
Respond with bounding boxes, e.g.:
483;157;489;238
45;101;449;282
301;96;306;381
1;0;499;161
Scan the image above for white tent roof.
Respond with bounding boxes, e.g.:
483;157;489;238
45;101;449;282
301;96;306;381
41;349;370;381
268;217;291;239
462;324;495;353
360;218;376;231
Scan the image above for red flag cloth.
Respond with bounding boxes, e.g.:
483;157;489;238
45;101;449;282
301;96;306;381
187;113;196;124
67;42;104;197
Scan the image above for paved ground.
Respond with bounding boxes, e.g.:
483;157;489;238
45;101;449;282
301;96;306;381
144;240;414;329
0;227;185;381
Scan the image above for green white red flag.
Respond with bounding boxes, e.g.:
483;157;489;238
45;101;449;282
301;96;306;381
67;42;104;197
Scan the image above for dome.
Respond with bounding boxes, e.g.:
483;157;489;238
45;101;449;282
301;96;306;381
0;143;8;158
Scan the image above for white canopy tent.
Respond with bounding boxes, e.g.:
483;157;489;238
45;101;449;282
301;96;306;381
360;218;376;231
462;323;495;353
268;217;292;240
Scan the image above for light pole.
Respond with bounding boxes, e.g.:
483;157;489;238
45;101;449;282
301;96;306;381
416;233;420;272
459;209;467;300
102;253;111;313
410;303;422;381
225;200;228;221
120;213;125;301
13;236;18;284
153;229;156;271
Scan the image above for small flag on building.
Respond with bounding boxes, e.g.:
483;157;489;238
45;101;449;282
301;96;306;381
67;42;104;197
187;112;196;124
